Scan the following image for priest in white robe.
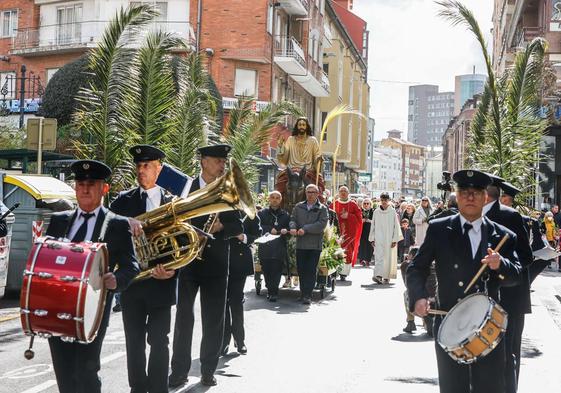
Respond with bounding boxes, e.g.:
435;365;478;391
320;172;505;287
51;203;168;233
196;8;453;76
368;192;402;284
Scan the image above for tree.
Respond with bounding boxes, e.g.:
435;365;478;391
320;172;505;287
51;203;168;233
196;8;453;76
438;1;550;202
38;56;92;126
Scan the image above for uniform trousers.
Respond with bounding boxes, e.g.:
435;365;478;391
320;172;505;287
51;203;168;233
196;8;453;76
435;319;506;393
295;249;321;298
122;301;171;393
171;275;228;378
504;312;525;393
223;276;247;348
48;295;112;393
260;258;283;296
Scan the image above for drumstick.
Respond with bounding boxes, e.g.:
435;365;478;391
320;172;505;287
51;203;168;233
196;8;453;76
428;309;448;316
464;233;509;294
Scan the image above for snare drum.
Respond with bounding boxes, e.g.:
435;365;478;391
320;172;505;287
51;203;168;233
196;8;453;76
20;237;108;343
437;293;508;364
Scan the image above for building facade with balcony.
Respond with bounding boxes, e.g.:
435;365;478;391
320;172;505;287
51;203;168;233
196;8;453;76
370;146;401;198
442;95;479;174
319;0;369;193
380;130;425;198
0;0;193;117
492;0;561;206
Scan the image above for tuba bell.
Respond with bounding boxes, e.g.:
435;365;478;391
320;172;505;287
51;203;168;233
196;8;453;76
131;158;255;281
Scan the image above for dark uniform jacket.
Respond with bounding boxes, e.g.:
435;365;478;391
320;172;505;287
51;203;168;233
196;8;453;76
180;177;243;278
229;214;262;278
427;207;458;223
407;214;522;313
523;215;547;252
110;187;178;308
257;207;290;261
46;207;139;293
485;200;533;315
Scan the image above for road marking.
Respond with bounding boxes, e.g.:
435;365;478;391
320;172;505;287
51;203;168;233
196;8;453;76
20;380;57;393
1;364;53;379
100;351;126;365
0;313;19;322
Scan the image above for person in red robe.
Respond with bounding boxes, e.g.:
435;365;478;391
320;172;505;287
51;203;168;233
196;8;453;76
331;186;363;280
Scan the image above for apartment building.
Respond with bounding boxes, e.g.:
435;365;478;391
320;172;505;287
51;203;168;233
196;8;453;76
380;130;425;197
0;0;193;116
492;0;561;205
370;146;401;198
319;0;369;192
442;95;480;174
407;84;454;147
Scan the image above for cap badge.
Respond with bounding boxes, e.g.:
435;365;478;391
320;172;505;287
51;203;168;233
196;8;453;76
136;148;141;154
83;163;90;170
467;171;473;177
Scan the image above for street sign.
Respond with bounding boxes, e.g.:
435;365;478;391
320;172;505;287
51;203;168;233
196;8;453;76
27;118;57;151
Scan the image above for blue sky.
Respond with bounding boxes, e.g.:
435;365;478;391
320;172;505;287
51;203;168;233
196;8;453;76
352;0;493;140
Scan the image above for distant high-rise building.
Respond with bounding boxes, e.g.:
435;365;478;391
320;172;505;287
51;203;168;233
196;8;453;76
408;85;454;147
454;74;486;115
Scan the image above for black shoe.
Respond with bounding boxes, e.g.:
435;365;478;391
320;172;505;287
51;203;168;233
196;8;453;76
112;303;122;312
372;276;383;284
403;321;416;333
237;343;247;354
302;297;311;305
201;375;217;386
269;295;277;302
340;275;346;281
168;374;188;388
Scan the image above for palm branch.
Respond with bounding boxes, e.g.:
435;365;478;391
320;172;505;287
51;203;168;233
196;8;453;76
73;5;158;191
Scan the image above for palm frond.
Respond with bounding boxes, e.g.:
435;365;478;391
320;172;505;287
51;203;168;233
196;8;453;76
133;31;184;145
318;104;366;153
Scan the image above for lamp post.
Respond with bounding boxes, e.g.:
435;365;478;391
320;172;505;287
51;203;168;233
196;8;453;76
19;64;26;129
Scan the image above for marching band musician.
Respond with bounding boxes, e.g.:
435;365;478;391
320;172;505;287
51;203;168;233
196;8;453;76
109;145;176;393
169;144;243;388
46;160;139;393
407;169;522;393
222;212;262;355
483;176;533;393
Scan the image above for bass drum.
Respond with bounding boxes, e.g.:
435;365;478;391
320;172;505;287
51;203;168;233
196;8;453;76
20;237;108;343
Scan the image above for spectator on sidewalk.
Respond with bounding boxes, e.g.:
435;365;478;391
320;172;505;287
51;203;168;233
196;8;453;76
289;184;329;304
257;191;290;302
397;218;415;263
413;196;433;246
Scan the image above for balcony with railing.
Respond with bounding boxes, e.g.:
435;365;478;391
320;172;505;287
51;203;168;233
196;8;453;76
512;25;543;49
11;20;195;56
274;36;306;75
278;0;309;16
292;66;330;97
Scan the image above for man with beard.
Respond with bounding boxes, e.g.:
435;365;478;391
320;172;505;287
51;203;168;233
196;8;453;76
275;117;325;202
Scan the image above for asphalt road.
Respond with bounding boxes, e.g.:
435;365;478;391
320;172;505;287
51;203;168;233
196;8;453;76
1;265;560;393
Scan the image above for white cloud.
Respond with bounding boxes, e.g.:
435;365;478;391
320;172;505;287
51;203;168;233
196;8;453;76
352;0;493;140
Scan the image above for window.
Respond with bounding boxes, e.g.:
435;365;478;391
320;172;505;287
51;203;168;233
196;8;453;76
1;9;17;38
323;62;329;74
46;68;60;84
234;68;257;97
57;4;82;44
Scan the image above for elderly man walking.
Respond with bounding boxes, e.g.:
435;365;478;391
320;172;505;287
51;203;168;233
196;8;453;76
369;192;402;284
290;184;329;304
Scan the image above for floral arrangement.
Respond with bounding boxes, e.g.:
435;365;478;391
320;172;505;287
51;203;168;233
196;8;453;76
319;224;346;272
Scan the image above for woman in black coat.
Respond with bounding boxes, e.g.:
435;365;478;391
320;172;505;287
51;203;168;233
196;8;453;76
358;199;374;266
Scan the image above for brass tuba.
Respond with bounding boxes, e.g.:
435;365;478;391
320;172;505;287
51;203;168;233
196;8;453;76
132;158;255;281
